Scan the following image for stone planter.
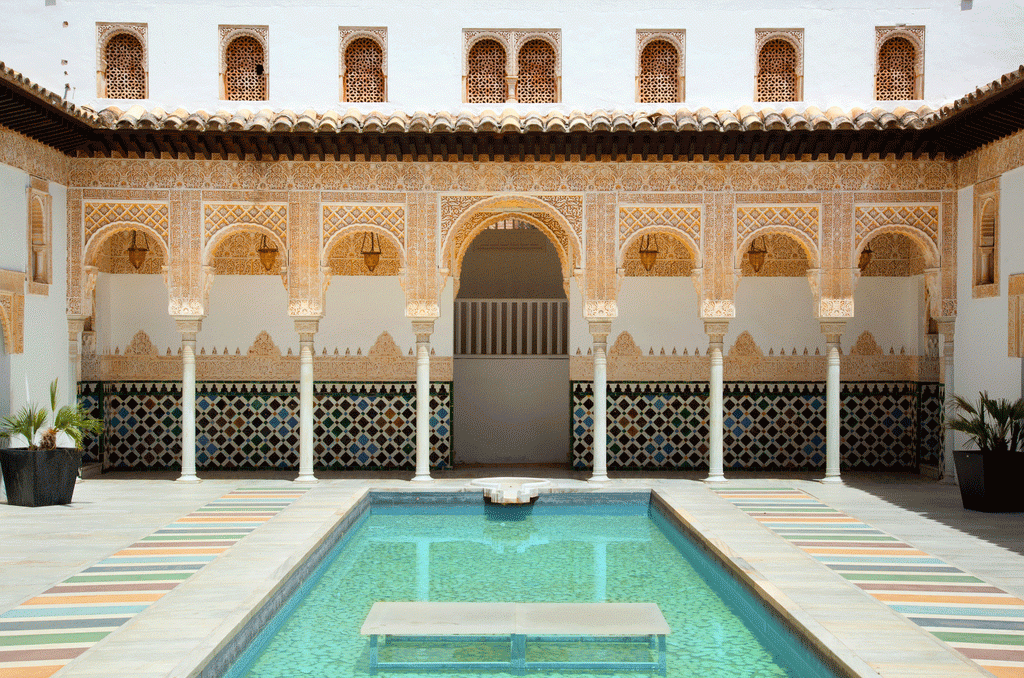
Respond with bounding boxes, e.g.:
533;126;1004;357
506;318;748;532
953;450;1024;513
0;448;82;507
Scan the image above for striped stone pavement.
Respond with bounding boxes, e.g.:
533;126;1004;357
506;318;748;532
716;487;1024;678
0;486;308;678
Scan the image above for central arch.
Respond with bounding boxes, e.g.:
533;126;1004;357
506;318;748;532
449;197;575;468
442;194;581;297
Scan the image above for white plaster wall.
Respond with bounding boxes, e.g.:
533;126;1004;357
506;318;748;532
954;173;1024;411
615;277;705;354
95;273;457;359
847;277;923;355
453;357;568;464
3;176;73;412
2;0;1021;114
94;274;178;354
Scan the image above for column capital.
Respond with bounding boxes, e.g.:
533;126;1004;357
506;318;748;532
819;319;846;343
67;315;86;336
411;319;435;342
294;318;320;343
703;320;729;342
935;317;955;341
588;319;612;342
172;316;203;339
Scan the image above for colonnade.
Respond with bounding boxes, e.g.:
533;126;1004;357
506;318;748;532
165;313;854;485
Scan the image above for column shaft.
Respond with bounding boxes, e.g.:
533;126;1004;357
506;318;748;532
592;338;609;482
294;319;320;484
707;341;726;482
296;340;317;483
819;320;846;484
179;336;199;483
824;340;842;482
588;320;612;483
939;324;956;483
413;337;432;482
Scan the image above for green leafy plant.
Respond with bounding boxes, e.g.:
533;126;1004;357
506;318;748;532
0;379;102;451
947;391;1024;454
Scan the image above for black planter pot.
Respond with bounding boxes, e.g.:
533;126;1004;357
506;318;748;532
953;450;1024;512
0;448;82;507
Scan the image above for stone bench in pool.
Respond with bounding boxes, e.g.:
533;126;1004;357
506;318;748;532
360;602;671;674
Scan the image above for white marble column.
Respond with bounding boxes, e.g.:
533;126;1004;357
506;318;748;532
174;317;203;483
295;319;319;484
412;320;434;483
589;320;612;483
937;318;957;483
67;316;86;393
820;320;846;484
704;321;728;483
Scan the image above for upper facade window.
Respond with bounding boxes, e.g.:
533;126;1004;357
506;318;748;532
875;27;924;100
467;38;507;103
636;30;685;103
220;26;269;100
26;177;51;295
755;29;803;102
463;29;560;104
340;28;387;102
973;177;1000;298
96;23;148;99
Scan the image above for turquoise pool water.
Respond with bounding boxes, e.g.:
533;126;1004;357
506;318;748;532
224;496;839;678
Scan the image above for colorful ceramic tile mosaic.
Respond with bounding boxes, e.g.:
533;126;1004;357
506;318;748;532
79;381;452;470
572;381;942;471
717;488;1024;678
0;486;307;678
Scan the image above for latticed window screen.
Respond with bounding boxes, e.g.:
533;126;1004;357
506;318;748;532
639;40;678;103
344;37;384;102
516;39;557;103
225;36;267;100
977;200;997;285
467;39;507;103
756;38;798;101
29;198;47;284
876;37;916;100
104;33;146;99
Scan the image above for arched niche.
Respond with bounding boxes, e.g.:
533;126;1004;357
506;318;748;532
205;226;287;275
325;227;404;276
84;223;170;271
737;229;818;277
620;228;697;277
93;229;166;274
855;225;938;272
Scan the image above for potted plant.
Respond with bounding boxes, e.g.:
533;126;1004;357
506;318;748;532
0;380;103;507
948;391;1024;512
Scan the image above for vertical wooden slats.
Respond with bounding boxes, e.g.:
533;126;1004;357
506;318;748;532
455;299;567;356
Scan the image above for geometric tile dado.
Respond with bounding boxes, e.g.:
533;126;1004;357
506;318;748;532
78;379;453;470
572;379;942;472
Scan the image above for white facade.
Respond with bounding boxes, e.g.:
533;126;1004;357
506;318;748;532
1;0;1022;114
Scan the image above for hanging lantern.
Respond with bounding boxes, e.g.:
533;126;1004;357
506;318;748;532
126;229;149;270
361;232;382;273
257;234;279;272
748;236;768;274
858;242;874;271
638;234;659;272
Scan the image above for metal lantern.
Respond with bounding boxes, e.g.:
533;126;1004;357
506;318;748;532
257;234;279;272
638;234;659;272
126;229;149;270
858;242;874;271
748;236;768;273
362;232;382;273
